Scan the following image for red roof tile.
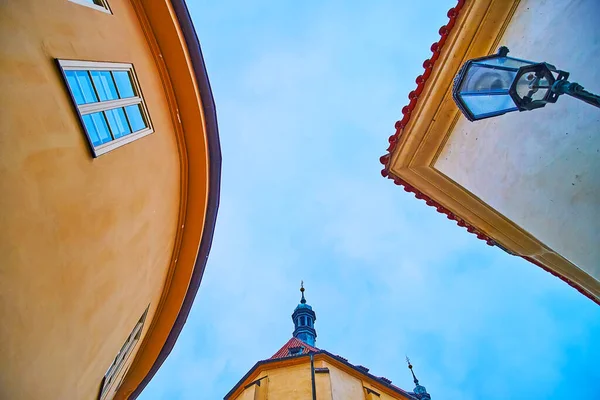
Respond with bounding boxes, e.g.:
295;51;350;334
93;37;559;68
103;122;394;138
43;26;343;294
380;0;465;170
270;337;319;360
377;0;489;250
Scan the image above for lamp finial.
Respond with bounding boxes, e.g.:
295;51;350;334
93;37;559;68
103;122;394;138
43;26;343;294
498;46;510;57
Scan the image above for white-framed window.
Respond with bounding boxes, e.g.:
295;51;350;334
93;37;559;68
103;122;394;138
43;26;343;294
68;0;112;14
57;60;153;157
99;306;149;400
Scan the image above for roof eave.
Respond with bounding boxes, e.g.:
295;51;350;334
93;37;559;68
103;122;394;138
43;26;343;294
128;0;222;397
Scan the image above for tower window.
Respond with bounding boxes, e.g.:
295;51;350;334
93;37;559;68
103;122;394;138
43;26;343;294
57;60;153;157
288;346;304;356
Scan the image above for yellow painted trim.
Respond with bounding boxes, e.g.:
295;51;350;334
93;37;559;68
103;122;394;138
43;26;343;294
111;0;212;397
387;0;599;301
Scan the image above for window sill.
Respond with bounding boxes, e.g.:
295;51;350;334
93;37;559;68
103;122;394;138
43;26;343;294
93;128;154;157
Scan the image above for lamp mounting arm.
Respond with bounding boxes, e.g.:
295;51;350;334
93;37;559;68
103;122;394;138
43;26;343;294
552;80;600;109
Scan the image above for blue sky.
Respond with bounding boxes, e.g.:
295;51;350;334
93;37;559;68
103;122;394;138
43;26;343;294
140;1;600;399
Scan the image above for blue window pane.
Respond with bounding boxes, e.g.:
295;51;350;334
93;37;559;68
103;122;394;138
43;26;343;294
82;115;100;146
65;71;85;105
124;104;147;132
105;108;131;138
112;71;135;98
75;71;98;104
83;112;111;146
91;71;118;101
91;112;112;144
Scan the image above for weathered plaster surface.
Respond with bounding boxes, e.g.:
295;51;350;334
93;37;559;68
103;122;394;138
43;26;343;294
328;363;366;400
436;0;600;278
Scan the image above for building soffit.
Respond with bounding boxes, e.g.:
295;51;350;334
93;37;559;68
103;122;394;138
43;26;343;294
113;0;222;398
378;0;600;304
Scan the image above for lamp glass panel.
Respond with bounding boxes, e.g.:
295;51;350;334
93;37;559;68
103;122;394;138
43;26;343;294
460;64;518;94
461;94;517;118
478;57;533;69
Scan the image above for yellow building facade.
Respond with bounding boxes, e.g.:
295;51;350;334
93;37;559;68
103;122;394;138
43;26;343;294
0;0;221;399
225;287;430;400
379;0;600;304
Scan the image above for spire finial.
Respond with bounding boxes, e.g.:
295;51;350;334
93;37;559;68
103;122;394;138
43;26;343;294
406;356;430;399
300;280;306;304
406;356;419;385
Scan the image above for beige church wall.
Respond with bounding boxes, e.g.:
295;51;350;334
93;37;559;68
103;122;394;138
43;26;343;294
264;363;313;399
435;0;600;279
315;368;334;400
327;363;368;400
234;385;256;400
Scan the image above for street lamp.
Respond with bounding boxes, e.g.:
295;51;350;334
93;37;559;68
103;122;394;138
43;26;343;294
452;46;600;121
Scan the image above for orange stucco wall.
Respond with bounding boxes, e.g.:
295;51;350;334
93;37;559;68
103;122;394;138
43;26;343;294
0;0;183;399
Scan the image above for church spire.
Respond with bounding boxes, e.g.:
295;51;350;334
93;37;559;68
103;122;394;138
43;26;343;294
300;280;306;304
406;357;431;399
291;281;317;346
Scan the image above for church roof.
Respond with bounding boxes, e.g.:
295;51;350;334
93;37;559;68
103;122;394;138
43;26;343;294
224;341;419;400
317;350;418;400
270;336;419;399
294;302;313;311
270;337;319;359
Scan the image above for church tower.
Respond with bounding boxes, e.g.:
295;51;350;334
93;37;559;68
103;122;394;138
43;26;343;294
224;284;432;400
291;281;317;346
